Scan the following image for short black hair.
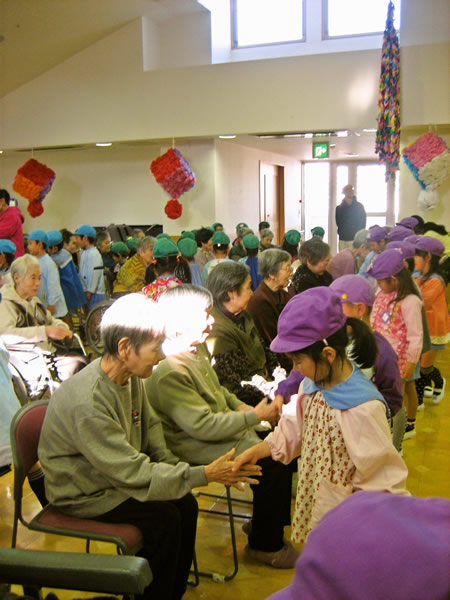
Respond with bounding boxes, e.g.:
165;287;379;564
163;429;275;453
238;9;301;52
299;239;330;266
0;189;11;205
195;227;213;247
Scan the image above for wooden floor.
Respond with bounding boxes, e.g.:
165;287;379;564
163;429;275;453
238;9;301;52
1;348;449;600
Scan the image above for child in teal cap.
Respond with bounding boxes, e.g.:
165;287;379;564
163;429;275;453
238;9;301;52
142;238;191;300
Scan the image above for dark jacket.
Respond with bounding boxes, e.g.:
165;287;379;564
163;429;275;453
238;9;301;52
291;264;333;295
335;198;366;241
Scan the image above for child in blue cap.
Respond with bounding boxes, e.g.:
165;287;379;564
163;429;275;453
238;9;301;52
233;287;409;545
74;225;105;309
368;249;424;440
0;239;16;287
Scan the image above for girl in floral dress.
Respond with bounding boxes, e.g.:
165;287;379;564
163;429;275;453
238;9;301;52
367;249;424;440
142;237;191;301
233;287;409;545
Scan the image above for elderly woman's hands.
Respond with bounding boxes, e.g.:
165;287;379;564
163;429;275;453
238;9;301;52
46;325;73;341
254;397;280;426
204;448;262;490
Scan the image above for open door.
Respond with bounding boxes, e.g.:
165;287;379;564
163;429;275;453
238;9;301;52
260;162;285;245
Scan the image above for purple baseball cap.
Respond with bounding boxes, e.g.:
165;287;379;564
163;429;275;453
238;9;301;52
386;225;412;242
330;274;375;307
367;248;405;279
270;287;346;353
266;492;450;600
366;226;387;242
397;216;419;230
386;240;416;260
405;234;422;245
414;236;445;256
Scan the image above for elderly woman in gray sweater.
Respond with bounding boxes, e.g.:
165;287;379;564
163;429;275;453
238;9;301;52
39;294;260;600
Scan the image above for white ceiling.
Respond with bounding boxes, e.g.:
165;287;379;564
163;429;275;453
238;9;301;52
0;0;206;97
0;0;378;160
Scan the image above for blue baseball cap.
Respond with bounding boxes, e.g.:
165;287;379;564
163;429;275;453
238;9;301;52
75;225;97;238
47;230;63;247
0;239;16;254
27;229;48;245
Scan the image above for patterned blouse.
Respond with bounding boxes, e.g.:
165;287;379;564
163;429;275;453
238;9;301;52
142;275;181;301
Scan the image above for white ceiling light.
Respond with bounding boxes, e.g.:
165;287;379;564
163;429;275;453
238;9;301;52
218;135;236;139
96;142;112;147
336;130;348;137
363;128;377;133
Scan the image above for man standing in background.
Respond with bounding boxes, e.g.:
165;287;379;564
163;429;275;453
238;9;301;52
335;184;366;251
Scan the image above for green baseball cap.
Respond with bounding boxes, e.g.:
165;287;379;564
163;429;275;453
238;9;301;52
111;241;129;256
177;237;197;258
153;238;179;259
212;231;230;246
284;230;301;246
243;234;260;249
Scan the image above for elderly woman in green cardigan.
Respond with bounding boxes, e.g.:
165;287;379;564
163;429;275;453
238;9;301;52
145;285;299;569
205;260;280;407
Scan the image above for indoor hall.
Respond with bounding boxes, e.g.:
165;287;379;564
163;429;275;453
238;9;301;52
0;0;449;599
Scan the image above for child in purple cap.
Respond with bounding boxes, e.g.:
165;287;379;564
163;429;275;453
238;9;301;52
368;249;424;440
233;287;409;545
414;236;449;405
330;275;403;420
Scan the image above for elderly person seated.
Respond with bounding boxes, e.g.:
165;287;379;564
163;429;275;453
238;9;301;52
0;255;86;394
327;229;369;280
146;285;298;569
205;261;280;407
246;250;293;371
39;293;260;600
112;235;155;295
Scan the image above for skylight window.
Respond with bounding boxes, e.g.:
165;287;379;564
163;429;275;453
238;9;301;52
232;0;304;48
325;0;401;37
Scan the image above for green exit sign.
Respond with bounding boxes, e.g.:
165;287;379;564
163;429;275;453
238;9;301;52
313;142;329;159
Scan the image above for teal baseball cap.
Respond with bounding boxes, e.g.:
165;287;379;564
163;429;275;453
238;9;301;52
27;229;48;245
75;225;97;238
47;230;63;247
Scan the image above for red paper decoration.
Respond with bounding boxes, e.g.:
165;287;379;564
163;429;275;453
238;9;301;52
164;199;183;220
150;148;195;220
12;158;56;218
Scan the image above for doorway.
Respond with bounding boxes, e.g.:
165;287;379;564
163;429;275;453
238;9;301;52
259;162;285;245
302;160;397;254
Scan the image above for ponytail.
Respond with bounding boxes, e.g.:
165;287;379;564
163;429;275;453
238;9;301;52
346;317;377;369
174;256;192;284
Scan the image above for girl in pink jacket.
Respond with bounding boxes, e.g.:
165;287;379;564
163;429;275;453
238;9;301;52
368;249;424;441
233;287;409;545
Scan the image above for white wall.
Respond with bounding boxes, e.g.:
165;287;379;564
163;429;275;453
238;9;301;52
214;139;302;235
0;142;216;235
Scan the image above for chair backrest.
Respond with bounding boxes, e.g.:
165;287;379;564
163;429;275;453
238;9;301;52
10;400;48;500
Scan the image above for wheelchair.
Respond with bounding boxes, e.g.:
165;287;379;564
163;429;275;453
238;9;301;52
5;333;88;405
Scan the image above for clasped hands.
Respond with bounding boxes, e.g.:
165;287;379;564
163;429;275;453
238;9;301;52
204;448;261;490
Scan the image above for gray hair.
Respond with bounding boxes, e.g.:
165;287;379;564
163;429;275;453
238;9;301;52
260;228;274;240
158;284;213;341
237;227;254;241
259;249;291;278
95;230;111;246
100;293;164;359
352;229;369;249
10;255;40;283
137;236;156;253
207;261;250;306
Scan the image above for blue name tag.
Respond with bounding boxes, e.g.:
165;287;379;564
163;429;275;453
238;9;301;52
381;311;391;324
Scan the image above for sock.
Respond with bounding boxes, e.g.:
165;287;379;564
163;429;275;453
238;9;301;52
430;367;443;390
415;377;426;404
27;468;48;507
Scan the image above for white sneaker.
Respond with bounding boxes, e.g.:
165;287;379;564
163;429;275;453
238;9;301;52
432;378;446;404
423;386;433;398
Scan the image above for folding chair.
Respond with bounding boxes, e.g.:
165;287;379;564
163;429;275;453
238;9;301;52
190;485;252;584
10;399;143;557
0;548;152;600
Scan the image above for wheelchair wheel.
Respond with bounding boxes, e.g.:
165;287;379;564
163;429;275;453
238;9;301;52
84;300;114;356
